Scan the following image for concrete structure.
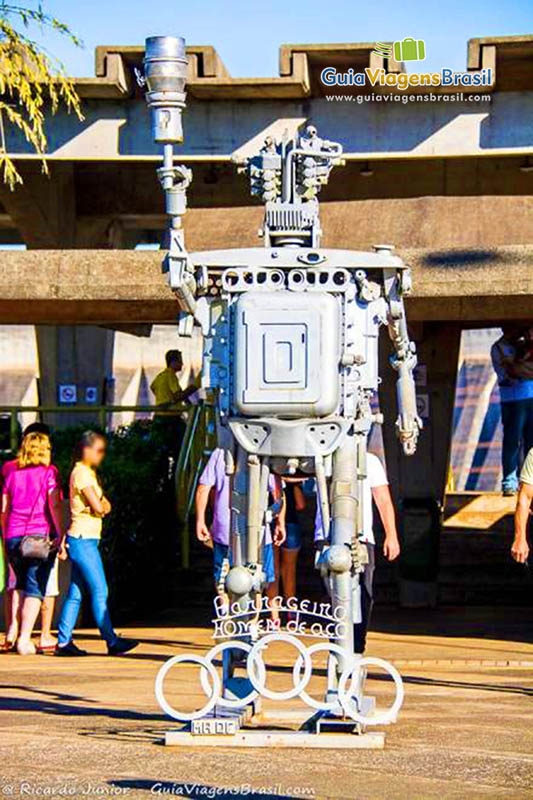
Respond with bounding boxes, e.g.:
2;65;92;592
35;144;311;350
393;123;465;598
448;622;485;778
0;322;201;430
0;36;532;599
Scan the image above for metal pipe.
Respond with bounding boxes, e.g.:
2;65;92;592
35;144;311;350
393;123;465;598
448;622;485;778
314;454;330;540
331;438;358;549
231;447;248;568
163;143;174;171
328;437;358;666
282;144;343;202
259;458;270;554
355;437;367;539
330;566;353;674
246;455;262;565
0;404;187;414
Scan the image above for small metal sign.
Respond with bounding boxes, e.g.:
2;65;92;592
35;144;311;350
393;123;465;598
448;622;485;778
58;384;77;405
85;386;98;404
416;393;430;419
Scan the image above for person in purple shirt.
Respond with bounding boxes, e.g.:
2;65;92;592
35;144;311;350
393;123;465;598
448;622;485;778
195;448;285;621
1;431;65;655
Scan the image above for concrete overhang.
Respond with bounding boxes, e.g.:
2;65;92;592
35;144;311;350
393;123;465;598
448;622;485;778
0;245;532;325
468;36;533;91
4;35;533;165
91;43;310;100
76;35;533;100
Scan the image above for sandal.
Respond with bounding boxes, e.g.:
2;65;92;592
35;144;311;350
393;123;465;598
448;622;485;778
36;644;57;655
1;639;16;653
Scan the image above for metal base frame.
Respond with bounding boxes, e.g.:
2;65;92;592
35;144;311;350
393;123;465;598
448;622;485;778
164;729;385;748
163;701;385;749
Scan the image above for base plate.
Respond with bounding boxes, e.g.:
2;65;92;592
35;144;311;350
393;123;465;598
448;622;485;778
164;729;384;748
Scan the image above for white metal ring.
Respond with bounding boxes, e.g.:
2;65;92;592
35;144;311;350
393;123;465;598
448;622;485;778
201;640;259;709
155;653;221;722
247;632;313;701
292;641;357;712
338;656;404;726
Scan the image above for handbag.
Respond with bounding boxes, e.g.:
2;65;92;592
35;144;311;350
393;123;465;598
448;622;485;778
20;466;54;561
20;536;51;560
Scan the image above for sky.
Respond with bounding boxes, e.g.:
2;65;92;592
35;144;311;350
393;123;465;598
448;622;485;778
24;0;531;78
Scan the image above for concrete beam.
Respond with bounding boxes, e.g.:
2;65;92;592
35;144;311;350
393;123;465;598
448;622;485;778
3;36;531;169
6;91;533;162
0;246;532;324
4;43;533;163
69;194;533;254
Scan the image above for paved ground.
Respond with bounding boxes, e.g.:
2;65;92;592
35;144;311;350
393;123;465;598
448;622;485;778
0;606;532;800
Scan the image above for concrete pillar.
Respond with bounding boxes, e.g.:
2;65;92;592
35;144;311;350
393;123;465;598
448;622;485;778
379;322;462;606
35;325;114;428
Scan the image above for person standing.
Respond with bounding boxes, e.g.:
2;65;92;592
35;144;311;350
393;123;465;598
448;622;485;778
491;327;533;495
1;432;65;655
195;448;285;622
272;481;306;614
195;448;235;606
315;452;400;654
1;422;63;653
55;431;138;657
150;350;197;459
511;447;533;564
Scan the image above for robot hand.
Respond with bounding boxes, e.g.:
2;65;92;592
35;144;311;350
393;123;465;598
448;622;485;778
396;411;422;456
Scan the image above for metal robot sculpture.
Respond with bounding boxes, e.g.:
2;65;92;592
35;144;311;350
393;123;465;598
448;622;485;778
144;36;421;736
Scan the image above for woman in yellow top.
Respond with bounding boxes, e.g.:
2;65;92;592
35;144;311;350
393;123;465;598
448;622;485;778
55;431;138;657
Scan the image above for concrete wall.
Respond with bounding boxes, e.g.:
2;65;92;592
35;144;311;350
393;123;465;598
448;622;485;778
0;323;202;431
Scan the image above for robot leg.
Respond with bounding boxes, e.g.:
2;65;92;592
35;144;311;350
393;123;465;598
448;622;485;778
325;437;358;671
226;444;269;610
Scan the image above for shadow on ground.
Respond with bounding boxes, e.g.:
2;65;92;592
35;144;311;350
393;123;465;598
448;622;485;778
370;604;533;644
0;686;166;722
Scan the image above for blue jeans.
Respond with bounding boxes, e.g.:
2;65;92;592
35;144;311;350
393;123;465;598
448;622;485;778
213;542;230;584
57;537;117;647
212;542;275;586
282;522;302;551
501;399;533;491
6;536;55;599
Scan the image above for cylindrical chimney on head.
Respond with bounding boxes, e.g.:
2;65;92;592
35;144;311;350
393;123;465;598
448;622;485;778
144;36;188;144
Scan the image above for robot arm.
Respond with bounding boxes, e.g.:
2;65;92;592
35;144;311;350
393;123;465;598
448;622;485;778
160;155;197;317
383;268;422;456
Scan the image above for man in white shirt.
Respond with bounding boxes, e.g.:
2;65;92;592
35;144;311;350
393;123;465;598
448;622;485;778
511;445;533;564
315;452;400;653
